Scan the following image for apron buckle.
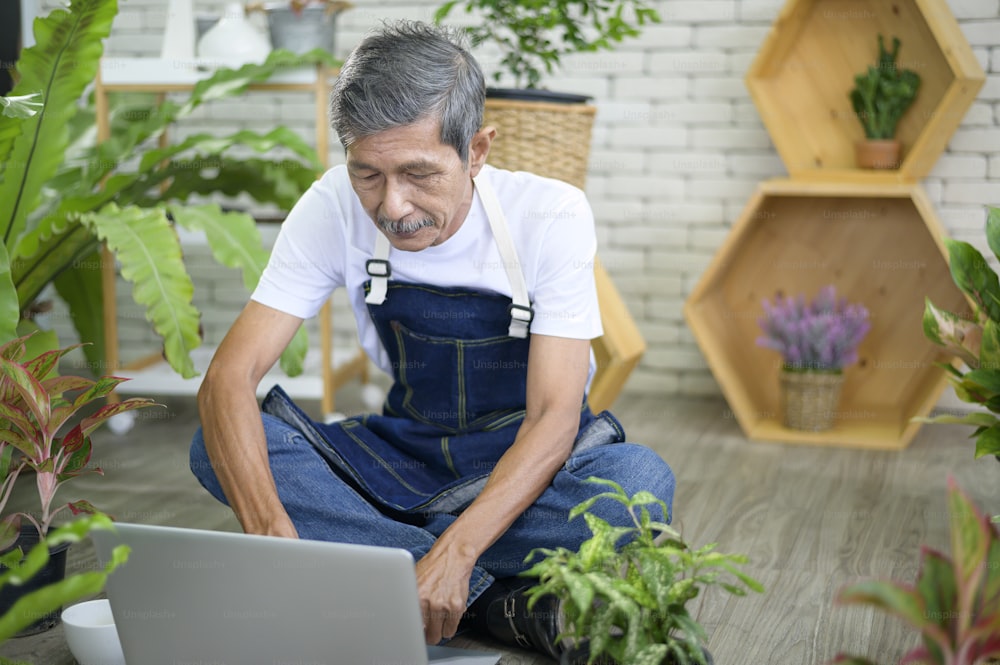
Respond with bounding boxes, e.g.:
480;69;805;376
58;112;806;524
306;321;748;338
366;258;391;278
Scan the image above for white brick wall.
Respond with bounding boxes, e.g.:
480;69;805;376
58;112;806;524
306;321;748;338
35;0;1000;400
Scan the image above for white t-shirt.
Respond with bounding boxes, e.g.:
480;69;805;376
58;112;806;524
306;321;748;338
252;164;603;379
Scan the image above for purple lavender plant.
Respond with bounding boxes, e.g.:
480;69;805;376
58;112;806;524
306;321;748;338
757;285;871;371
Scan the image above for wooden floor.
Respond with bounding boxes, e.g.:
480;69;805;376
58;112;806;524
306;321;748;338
1;385;997;665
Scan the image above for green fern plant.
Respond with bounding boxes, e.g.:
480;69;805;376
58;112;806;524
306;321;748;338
522;478;763;665
0;0;332;376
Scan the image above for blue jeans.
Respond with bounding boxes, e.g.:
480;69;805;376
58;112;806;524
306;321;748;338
190;413;675;605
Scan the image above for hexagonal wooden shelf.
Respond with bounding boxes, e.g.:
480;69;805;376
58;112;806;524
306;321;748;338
746;0;984;182
683;179;969;450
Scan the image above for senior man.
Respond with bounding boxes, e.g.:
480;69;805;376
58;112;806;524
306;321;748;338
190;20;675;662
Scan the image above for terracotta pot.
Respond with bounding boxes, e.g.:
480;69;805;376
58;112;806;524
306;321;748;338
0;526;72;636
855;139;901;170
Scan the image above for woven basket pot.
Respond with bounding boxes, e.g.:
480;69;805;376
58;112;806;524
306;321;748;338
779;369;845;431
482;94;597;190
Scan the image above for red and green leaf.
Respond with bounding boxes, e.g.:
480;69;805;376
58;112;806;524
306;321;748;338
77;397;157;437
0;356;50;437
0;397;40;446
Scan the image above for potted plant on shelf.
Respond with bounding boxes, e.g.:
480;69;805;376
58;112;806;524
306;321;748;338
433;0;661;189
523;478;764;665
827;477;1000;665
849;34;921;170
756;285;871;432
0;333;158;634
244;0;353;56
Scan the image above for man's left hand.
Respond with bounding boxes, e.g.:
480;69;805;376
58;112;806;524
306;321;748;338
415;542;476;645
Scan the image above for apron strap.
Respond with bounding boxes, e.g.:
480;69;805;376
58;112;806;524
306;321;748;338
473;173;533;339
364;231;391;305
364;172;533;338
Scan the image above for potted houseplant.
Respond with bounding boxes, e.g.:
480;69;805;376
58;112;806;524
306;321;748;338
0;333;157;633
756;285;871;431
918;205;1000;465
0;513;129;649
827;477;1000;665
522;478;764;665
1;0;336;377
849;34;921;170
433;0;661;189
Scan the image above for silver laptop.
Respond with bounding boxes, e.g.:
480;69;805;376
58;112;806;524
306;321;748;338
92;523;501;665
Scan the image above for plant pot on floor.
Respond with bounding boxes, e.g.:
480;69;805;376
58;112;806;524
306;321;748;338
855;139;901;170
779;369;845;431
0;525;71;636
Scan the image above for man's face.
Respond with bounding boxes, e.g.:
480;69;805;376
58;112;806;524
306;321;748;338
346;116;474;252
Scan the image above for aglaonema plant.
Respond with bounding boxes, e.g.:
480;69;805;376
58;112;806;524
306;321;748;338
1;0;331;376
829;477;1000;665
918;205;1000;463
0;334;159;550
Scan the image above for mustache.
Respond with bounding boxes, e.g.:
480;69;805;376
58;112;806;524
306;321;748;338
376;214;435;235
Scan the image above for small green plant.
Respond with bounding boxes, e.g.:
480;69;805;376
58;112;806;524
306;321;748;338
0;513;129;654
849;34;921;140
918;206;1000;464
522;478;763;665
0;333;159;550
433;0;661;89
829;477;1000;665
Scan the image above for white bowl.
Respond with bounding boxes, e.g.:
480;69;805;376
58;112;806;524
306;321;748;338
61;598;126;665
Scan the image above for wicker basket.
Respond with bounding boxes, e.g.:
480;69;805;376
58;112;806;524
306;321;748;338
483;98;596;190
779;370;845;432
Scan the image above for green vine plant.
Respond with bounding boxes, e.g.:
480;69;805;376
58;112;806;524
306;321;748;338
523;478;763;665
0;0;336;376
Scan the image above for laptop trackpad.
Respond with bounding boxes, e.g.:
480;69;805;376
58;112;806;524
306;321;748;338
427;644;502;664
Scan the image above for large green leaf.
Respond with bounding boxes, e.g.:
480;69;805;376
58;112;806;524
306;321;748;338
0;243;18;343
167;204;308;376
79;204;200;378
176;48;338;118
974;425;1000;458
9;211;98;309
947;477;991;601
168;205;269;292
0;0;117;249
922;298;982;369
137;127;323;175
985;206;1000;265
144;157;319;211
946;239;1000;324
52;250;105;370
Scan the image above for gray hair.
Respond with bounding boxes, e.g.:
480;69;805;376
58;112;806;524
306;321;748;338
330;21;485;166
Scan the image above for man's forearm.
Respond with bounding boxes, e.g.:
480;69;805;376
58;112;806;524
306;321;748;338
434;409;579;563
198;373;295;536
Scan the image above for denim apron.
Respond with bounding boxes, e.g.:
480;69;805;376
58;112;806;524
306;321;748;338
259;174;625;521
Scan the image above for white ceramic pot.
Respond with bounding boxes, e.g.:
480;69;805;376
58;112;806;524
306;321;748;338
197;2;272;66
61;598;126;665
